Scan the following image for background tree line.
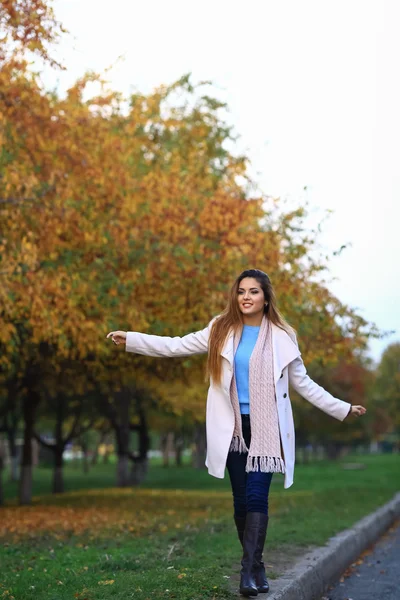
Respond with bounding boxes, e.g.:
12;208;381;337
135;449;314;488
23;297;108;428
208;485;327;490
0;0;398;507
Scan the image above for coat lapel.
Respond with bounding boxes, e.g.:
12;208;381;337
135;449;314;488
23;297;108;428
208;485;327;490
271;322;300;385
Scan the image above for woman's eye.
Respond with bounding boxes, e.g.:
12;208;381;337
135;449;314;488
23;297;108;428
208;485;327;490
238;290;260;294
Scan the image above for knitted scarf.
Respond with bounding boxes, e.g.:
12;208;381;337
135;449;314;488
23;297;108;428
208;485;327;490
229;316;286;474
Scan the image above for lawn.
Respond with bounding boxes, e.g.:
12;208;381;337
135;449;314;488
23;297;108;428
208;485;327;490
0;454;398;600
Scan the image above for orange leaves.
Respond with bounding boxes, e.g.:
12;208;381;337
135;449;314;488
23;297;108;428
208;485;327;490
0;0;66;66
0;7;375;423
0;322;16;345
0;488;232;543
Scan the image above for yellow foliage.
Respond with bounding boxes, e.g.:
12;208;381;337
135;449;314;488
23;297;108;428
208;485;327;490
0;7;375;421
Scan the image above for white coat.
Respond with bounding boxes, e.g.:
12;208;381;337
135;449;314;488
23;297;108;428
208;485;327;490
125;320;351;488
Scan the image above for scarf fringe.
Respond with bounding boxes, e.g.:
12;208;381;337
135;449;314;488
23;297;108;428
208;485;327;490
229;435;248;454
245;455;286;474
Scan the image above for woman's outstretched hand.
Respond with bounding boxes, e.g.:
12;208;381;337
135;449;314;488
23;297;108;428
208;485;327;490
349;405;367;418
106;331;127;346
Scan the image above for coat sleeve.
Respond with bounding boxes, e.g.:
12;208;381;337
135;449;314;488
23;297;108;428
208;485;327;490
125;319;214;358
287;336;351;421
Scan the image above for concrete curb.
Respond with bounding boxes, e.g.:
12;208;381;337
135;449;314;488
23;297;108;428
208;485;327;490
267;492;400;600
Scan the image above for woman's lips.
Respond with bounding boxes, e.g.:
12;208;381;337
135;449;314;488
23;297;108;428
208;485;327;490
242;303;253;307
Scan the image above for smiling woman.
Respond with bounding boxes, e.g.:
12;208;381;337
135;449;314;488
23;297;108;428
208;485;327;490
106;268;366;597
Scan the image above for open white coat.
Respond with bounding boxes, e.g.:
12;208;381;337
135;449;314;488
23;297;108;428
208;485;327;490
125;320;351;488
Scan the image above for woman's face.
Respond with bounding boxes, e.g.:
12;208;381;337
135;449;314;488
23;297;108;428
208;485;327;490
237;277;265;317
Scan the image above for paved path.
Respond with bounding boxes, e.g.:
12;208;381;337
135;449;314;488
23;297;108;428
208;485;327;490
321;520;400;600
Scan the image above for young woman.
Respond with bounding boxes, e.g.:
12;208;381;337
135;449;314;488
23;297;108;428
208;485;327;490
107;269;366;597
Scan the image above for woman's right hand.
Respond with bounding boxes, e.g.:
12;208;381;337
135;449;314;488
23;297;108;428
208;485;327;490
106;331;127;346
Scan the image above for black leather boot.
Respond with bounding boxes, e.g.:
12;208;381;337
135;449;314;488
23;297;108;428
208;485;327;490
239;512;260;597
234;515;246;546
253;514;269;593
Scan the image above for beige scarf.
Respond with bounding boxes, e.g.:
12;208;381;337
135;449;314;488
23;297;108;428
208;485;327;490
229;316;285;474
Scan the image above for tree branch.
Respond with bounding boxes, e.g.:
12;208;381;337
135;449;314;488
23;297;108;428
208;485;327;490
33;431;55;450
64;410;82;445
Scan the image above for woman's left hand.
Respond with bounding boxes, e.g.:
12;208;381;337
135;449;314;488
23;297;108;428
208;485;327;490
349;405;367;417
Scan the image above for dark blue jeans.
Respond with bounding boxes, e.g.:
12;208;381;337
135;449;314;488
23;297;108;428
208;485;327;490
226;414;273;518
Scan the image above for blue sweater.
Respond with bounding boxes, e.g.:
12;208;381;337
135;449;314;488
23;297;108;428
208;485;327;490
234;324;260;414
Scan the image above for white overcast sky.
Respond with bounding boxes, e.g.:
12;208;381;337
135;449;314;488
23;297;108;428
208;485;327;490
42;0;399;362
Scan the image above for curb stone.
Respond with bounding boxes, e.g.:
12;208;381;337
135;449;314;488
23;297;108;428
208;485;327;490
266;492;400;600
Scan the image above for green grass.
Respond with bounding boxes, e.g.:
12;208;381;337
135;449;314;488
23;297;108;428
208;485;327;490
0;454;399;600
5;452;397;499
1;457;231;502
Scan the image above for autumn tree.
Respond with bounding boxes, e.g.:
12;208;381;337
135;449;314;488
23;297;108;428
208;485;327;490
372;343;400;442
0;0;65;66
32;359;96;493
0;0;381;505
291;358;373;459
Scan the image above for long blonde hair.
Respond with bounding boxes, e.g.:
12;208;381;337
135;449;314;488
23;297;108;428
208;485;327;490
207;269;294;384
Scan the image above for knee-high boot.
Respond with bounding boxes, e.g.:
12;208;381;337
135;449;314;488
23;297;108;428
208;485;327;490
234;515;246;545
239;512;260;597
253;514;269;593
236;514;270;594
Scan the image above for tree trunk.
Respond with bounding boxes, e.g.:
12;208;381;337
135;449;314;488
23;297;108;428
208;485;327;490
81;443;90;474
0;451;4;506
10;454;19;482
160;432;174;467
175;444;183;467
109;390;131;487
115;422;130;486
6;421;19;481
91;429;109;465
3;379;21;482
117;454;130;486
52;397;66;490
324;441;342;460
53;448;64;493
192;422;206;469
130;410;150;486
130;457;148;485
32;437;39;466
174;433;184;467
19;463;32;505
19;392;40;505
